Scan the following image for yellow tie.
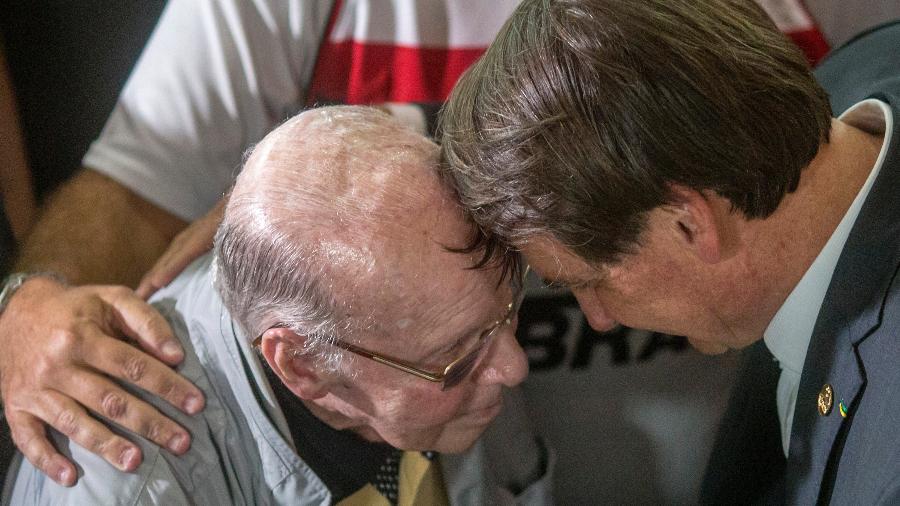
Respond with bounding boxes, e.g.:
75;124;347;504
337;484;391;506
398;451;449;506
336;451;449;506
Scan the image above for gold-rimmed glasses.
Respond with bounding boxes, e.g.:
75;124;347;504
253;266;529;390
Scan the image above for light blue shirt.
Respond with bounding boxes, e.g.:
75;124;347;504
764;99;894;457
2;255;553;505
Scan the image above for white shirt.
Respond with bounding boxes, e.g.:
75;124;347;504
764;99;894;457
81;0;520;222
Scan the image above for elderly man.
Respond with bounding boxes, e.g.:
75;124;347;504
3;106;550;505
441;0;900;504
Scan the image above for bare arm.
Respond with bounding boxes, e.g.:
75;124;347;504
15;169;186;284
1;170;205;486
0;45;36;242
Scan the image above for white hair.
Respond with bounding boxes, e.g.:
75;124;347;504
213;106;440;372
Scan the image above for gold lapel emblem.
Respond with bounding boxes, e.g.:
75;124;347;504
818;384;834;416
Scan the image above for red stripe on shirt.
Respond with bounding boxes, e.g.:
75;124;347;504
785;28;830;66
306;42;486;106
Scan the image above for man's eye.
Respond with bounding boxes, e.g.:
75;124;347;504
540;280;568;290
541;278;596;291
443;328;487;357
439;337;467;357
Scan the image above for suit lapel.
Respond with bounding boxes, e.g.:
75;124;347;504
785;288;865;504
786;94;900;504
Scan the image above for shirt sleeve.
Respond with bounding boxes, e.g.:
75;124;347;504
82;0;334;221
2;443;191;506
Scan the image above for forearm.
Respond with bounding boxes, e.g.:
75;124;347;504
14;169;186;286
0;45;36;241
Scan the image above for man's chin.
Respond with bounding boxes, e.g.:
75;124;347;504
432;431;485;454
432;415;502;454
687;337;731;355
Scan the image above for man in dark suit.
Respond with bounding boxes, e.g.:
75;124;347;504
439;0;900;502
701;20;900;504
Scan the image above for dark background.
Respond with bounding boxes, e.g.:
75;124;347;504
1;1;167;200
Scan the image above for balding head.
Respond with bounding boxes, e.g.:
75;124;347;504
215;106;472;370
215;106;528;454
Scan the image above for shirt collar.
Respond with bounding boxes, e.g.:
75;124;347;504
764;99;892;373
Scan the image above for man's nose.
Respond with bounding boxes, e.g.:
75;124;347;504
573;290;618;332
475;322;529;387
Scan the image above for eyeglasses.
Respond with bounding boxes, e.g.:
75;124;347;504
253;266;529;390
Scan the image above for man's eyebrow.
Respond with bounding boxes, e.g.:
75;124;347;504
429;299;513;357
420;320;483;358
539;276;569;288
539;276;593;290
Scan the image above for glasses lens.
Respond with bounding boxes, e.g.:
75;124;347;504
442;329;494;390
441;269;528;390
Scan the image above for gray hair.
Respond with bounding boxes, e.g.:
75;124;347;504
213;106;439;372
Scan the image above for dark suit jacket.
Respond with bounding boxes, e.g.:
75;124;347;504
701;21;900;505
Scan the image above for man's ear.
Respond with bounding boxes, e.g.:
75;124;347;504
667;185;728;264
259;326;329;400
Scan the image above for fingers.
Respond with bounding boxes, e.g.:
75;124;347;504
135;235;192;300
6;411;78;487
9;391;147;480
136;198;225;300
0;281;204;487
52;366;193;456
134;272;166;301
81;326;205;416
100;286;184;366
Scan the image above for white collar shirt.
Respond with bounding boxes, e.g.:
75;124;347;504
763;98;893;457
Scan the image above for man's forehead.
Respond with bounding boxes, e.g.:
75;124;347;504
331;173;505;346
344;234;497;303
357;254;507;358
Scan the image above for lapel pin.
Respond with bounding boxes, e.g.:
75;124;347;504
818;384;834;416
839;399;848;418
